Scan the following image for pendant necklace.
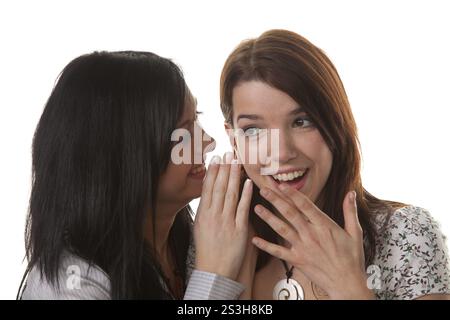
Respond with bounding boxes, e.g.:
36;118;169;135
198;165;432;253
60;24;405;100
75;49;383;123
273;259;304;300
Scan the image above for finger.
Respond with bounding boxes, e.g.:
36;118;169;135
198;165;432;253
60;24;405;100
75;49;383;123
254;204;299;245
251;236;291;261
235;179;253;228
197;155;221;213
343;191;362;240
210;152;233;213
265;175;296;206
277;184;334;227
259;187;309;231
222;157;242;220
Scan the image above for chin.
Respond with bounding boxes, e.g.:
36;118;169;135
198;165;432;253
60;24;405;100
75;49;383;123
190;192;202;201
187;187;202;201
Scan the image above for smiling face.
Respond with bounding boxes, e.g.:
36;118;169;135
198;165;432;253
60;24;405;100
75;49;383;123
157;91;215;207
226;81;333;204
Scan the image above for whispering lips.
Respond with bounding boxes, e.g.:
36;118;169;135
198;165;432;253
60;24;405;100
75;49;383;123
188;163;206;179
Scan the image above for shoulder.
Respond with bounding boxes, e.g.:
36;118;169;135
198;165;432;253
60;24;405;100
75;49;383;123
21;251;111;300
375;205;444;235
374;205;448;255
372;205;450;300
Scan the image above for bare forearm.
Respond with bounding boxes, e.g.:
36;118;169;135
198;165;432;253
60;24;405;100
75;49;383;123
237;246;258;299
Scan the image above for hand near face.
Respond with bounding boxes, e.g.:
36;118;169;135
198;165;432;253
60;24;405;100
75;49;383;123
252;184;375;299
194;152;253;280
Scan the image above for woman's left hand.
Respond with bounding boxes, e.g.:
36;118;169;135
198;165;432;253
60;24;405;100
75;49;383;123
252;184;375;299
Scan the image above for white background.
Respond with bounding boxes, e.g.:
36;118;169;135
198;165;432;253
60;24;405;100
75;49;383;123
0;0;449;299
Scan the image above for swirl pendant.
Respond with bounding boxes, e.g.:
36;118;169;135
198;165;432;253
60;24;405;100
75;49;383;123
273;278;304;300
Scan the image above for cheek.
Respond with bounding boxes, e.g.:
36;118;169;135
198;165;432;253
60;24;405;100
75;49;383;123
319;145;333;176
299;131;333;180
235;136;266;166
159;163;192;196
241;163;267;190
241;163;259;179
236;137;266;183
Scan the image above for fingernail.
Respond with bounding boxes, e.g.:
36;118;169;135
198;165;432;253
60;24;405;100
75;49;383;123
225;152;233;164
254;206;262;214
245;178;252;189
279;183;289;192
210;155;221;165
251;238;259;246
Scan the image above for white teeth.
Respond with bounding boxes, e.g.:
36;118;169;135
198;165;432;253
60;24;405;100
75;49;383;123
272;169;306;182
191;165;206;174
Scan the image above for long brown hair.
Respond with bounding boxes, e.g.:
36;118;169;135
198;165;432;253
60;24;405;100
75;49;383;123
220;29;405;269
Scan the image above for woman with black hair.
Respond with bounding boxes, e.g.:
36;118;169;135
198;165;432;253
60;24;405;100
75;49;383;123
19;51;252;299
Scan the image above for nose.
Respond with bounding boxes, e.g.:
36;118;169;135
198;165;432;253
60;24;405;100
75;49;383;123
202;128;216;155
193;122;215;164
271;128;297;164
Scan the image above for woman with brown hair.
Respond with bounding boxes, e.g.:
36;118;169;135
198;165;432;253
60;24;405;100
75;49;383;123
220;29;450;300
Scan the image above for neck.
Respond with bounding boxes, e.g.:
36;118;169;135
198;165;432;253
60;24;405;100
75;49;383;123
144;201;186;259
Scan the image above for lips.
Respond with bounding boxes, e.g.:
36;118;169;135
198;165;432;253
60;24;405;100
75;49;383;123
272;169;307;182
270;168;309;191
188;163;206;180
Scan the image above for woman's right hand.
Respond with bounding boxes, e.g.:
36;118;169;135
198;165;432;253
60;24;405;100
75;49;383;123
194;152;253;280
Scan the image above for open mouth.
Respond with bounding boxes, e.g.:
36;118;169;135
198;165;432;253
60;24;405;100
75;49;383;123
270;168;309;190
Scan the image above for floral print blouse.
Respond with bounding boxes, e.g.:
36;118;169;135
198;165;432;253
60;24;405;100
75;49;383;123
371;205;450;299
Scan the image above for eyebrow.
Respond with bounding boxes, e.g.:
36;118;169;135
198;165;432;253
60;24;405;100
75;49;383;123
236;106;305;122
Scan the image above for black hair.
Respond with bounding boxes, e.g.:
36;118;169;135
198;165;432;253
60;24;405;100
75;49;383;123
18;51;193;299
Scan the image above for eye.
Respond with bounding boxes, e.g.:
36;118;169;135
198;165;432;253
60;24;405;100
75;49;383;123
195;111;203;121
243;127;262;137
293;117;313;128
192;111;203;128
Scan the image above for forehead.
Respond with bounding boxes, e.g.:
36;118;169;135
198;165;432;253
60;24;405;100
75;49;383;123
232;81;299;120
